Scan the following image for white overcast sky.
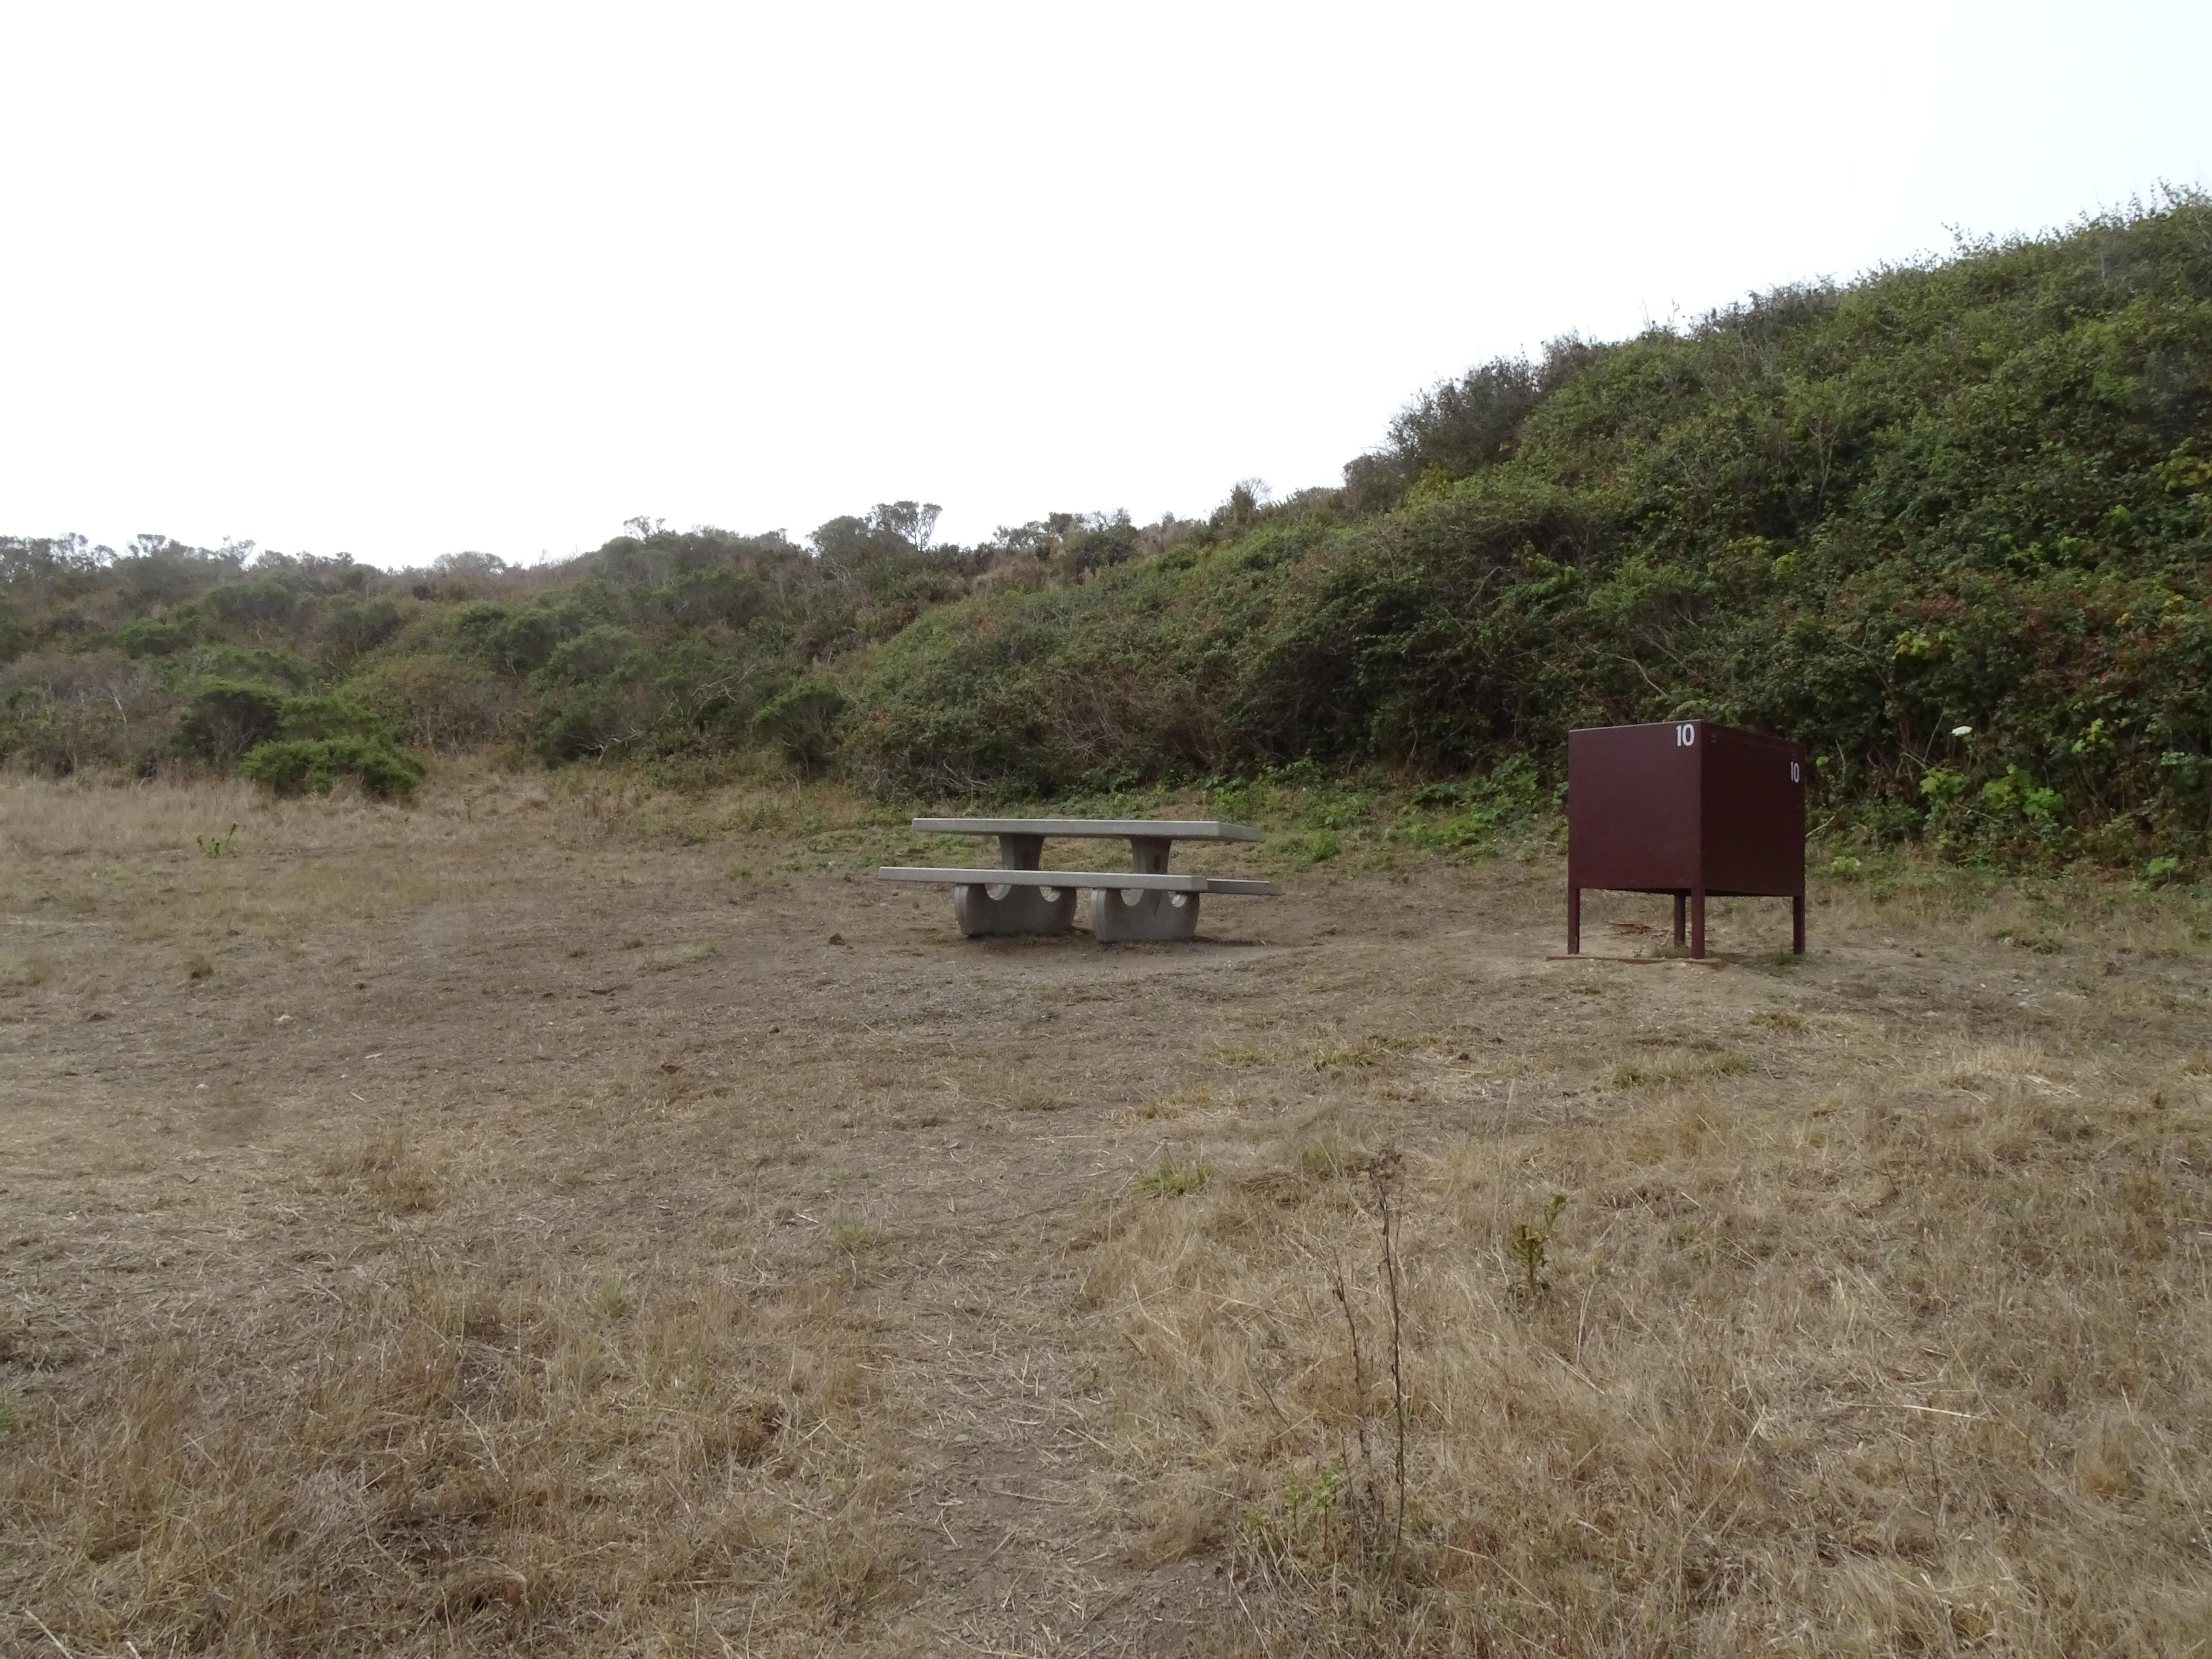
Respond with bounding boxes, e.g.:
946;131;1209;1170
4;2;2208;567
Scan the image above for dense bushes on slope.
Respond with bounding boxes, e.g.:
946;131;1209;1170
848;196;2212;862
0;499;1219;794
3;195;2207;862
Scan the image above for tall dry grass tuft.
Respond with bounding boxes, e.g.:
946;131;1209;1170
1;1254;897;1653
1086;1052;2212;1653
0;771;270;860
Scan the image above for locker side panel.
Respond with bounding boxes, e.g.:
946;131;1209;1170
1700;728;1805;896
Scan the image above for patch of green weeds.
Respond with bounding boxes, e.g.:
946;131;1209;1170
1275;828;1342;866
1308;1033;1399;1071
1207;1039;1275;1068
1240;1458;1347;1554
827;1215;882;1254
1136;1155;1213;1197
1293;1126;1371;1181
1610;1049;1749;1087
2134;855;2185;892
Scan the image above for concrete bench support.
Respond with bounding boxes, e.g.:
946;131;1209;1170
955;884;1077;935
1090;885;1200;942
953;832;1077;937
1089;835;1195;941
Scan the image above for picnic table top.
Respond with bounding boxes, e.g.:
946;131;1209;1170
911;817;1263;842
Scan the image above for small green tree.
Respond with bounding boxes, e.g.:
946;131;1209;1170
171;681;285;766
278;693;390;742
752;677;847;772
241;736;424;800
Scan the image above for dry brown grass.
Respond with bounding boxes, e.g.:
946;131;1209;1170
3;768;2210;1653
7;1252;888;1653
1085;1061;2212;1652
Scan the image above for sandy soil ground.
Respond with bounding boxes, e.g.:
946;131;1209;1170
4;774;2209;1656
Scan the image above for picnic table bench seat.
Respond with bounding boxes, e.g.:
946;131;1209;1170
877;818;1279;940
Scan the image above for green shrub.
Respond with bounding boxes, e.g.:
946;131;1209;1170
320;595;404;658
531;685;637;763
844;194;2212;862
240;736;425;800
172;681;285;765
753;677;848;773
191;644;319;691
538;624;643;686
277;693;390;742
346;653;517;751
114;616;193;658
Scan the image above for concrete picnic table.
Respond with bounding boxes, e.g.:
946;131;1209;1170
876;818;1279;941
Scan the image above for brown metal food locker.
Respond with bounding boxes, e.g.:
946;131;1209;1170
1566;719;1806;959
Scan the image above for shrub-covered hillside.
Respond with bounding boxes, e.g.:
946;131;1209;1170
4;192;2209;862
0;508;1196;795
849;196;2212;863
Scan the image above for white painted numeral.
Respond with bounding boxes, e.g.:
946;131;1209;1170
1676;723;1696;747
1790;760;1801;782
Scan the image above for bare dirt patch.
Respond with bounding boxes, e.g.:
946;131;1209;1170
4;772;2210;1654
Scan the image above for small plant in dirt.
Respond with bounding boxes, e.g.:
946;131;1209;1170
593;1276;631;1318
827;1215;882;1255
323;1135;437;1213
196;823;239;857
1241;1458;1348;1556
1294;1125;1372;1182
1611;1048;1748;1087
1136;1155;1212;1197
1509;1191;1569;1301
1308;1033;1397;1071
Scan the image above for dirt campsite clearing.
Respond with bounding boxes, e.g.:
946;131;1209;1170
4;771;2211;1656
